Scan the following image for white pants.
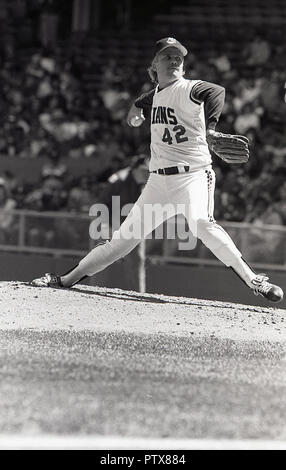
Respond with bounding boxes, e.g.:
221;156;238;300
79;168;242;276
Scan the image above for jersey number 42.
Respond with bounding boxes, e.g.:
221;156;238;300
162;125;188;145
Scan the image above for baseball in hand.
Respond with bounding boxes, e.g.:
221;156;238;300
130;116;144;127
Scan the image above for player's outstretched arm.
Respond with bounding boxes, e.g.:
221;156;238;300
127;103;145;127
127;88;155;127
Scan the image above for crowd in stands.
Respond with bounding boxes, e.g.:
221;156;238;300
0;27;286;254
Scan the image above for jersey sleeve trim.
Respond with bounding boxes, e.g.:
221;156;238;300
189;80;225;130
134;88;156;108
190;80;204;105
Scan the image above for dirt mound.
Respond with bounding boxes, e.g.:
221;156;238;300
0;281;286;442
0;281;285;342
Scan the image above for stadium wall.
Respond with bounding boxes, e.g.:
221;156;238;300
0;251;285;308
0;157;106;184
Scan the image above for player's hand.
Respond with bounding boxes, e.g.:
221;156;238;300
127;104;145;127
206;129;249;164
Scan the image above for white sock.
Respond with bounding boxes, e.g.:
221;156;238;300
60;266;88;288
231;257;256;288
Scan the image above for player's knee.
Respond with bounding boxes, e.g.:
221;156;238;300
196;218;226;249
196;218;215;239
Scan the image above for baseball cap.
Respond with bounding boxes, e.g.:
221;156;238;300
154;37;188;57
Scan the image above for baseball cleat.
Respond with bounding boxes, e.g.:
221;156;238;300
251;274;283;303
31;272;63;288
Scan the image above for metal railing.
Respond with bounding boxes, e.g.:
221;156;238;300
0;209;94;257
0;210;285;271
145;215;286;272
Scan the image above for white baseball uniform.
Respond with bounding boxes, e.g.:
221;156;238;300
31;38;282;302
77;77;245;278
149;78;211;172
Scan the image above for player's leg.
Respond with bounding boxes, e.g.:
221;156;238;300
181;168;283;302
31;174;173;288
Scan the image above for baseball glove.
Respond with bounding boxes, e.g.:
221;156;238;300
206;130;249;163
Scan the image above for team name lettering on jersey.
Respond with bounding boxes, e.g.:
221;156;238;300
146;78;212;171
151;107;178;125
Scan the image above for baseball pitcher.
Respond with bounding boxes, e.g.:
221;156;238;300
32;37;283;303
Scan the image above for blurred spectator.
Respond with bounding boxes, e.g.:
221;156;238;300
234;103;261;134
242;33;271;66
101;58;125;86
1;170;18;193
209;50;231;75
100;83;130;121
260;71;283;113
233;79;262;113
66;175;93;213
24;176;67;211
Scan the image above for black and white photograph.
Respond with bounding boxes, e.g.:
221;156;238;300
0;0;285;453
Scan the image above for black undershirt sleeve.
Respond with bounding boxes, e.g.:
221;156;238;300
134;89;156;119
190;81;225;130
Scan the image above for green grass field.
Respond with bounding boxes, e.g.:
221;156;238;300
0;282;285;448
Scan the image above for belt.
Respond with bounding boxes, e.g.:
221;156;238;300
151;166;190;175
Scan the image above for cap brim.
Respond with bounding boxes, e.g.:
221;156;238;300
156;44;188;57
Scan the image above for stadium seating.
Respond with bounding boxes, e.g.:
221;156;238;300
0;0;286;231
